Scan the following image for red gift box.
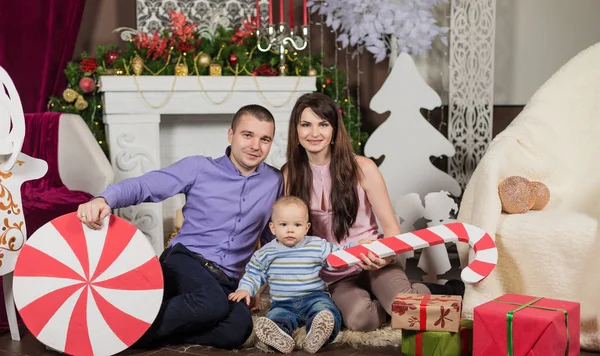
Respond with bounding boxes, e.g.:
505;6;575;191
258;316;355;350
474;294;580;356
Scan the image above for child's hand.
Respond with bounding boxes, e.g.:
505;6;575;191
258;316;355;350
228;290;251;305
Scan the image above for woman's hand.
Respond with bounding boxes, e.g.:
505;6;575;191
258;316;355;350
356;252;395;271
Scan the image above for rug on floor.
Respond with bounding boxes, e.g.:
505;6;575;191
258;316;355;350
185;295;402;352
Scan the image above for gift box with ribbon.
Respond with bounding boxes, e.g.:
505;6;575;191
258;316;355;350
401;319;473;356
473;294;580;356
392;294;462;332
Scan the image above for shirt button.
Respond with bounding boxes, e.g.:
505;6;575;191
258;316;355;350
243;198;246;202
238;219;241;222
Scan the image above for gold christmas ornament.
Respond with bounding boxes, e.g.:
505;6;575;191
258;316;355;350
307;68;318;76
530;181;551;210
62;88;78;103
116;68;125;75
209;63;222;76
498;176;536;214
197;53;211;67
175;62;189;76
131;54;144;75
74;95;89;111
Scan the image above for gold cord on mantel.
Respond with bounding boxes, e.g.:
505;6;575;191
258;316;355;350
252;72;302;108
193;51;239;105
132;75;178;109
124;45;304;109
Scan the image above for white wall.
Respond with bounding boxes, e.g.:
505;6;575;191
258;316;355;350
494;0;600;105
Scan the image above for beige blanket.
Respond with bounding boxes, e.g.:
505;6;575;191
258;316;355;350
457;42;600;350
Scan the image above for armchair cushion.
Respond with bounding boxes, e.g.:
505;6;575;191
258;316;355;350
21;112;93;235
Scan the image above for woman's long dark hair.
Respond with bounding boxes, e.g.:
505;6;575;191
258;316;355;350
285;93;361;243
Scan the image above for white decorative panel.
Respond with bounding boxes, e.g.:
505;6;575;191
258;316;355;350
136;0;269;32
448;0;496;188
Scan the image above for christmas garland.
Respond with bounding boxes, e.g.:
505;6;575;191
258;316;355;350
49;10;368;155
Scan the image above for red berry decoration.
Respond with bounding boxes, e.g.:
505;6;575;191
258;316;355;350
325;77;333;85
338;107;344;116
104;50;119;66
79;77;96;94
228;53;239;66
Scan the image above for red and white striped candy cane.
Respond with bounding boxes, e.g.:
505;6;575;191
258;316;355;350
326;222;497;285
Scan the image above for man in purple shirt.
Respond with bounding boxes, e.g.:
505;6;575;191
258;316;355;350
77;105;283;349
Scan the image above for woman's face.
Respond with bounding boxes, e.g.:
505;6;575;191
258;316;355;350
297;108;334;156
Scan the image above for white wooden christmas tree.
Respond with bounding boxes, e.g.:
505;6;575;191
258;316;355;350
365;53;461;203
366;53;461;281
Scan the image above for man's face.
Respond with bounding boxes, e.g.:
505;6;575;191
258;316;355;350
228;114;275;175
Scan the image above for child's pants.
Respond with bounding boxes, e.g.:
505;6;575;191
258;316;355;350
266;291;342;344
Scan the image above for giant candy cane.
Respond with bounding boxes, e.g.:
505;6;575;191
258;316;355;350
326;222;497;284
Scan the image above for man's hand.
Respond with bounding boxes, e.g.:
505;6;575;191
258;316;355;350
77;197;111;230
228;290;251;306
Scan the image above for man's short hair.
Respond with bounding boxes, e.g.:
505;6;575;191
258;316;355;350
231;104;275;132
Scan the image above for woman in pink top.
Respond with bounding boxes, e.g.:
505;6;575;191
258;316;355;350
283;93;463;331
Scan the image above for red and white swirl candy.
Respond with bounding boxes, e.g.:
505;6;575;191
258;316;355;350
13;213;163;356
326;222;497;284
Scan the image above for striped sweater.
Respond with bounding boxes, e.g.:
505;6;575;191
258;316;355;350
237;236;352;301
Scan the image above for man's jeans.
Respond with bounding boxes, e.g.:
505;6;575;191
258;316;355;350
267;291;342;345
135;243;253;349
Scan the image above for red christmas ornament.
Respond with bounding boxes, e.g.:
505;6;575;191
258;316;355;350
79;77;96;94
325;77;333;85
228;53;239;66
104;50;119;66
338;107;344;116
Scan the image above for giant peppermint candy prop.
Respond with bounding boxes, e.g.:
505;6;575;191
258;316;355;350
13;212;163;356
327;222;497;284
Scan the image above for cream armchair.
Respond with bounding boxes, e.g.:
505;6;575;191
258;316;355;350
457;42;600;350
58;113;114;196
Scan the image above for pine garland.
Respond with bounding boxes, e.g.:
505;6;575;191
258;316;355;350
48;13;368;155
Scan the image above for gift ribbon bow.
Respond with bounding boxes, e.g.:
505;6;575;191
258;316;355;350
493;297;569;356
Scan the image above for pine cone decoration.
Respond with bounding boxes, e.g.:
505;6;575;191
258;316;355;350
74;95;89;111
62;88;78;103
131;54;144;75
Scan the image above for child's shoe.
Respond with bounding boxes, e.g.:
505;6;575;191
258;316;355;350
302;310;335;353
255;317;295;353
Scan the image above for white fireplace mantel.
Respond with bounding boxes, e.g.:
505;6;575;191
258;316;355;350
99;75;316;253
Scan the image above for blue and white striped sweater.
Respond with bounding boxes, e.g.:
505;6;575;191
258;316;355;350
237;236;351;301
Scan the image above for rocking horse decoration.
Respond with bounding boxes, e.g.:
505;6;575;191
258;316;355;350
0;66;49;340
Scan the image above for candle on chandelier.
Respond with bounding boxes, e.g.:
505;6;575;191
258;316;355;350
302;0;307;25
256;0;261;27
279;0;284;23
289;0;294;28
269;0;273;24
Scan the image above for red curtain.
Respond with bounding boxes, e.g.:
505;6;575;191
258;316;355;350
0;0;86;112
0;0;87;334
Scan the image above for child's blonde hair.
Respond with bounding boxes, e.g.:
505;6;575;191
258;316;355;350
271;195;309;219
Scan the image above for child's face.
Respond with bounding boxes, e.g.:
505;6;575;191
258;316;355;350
269;204;311;247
